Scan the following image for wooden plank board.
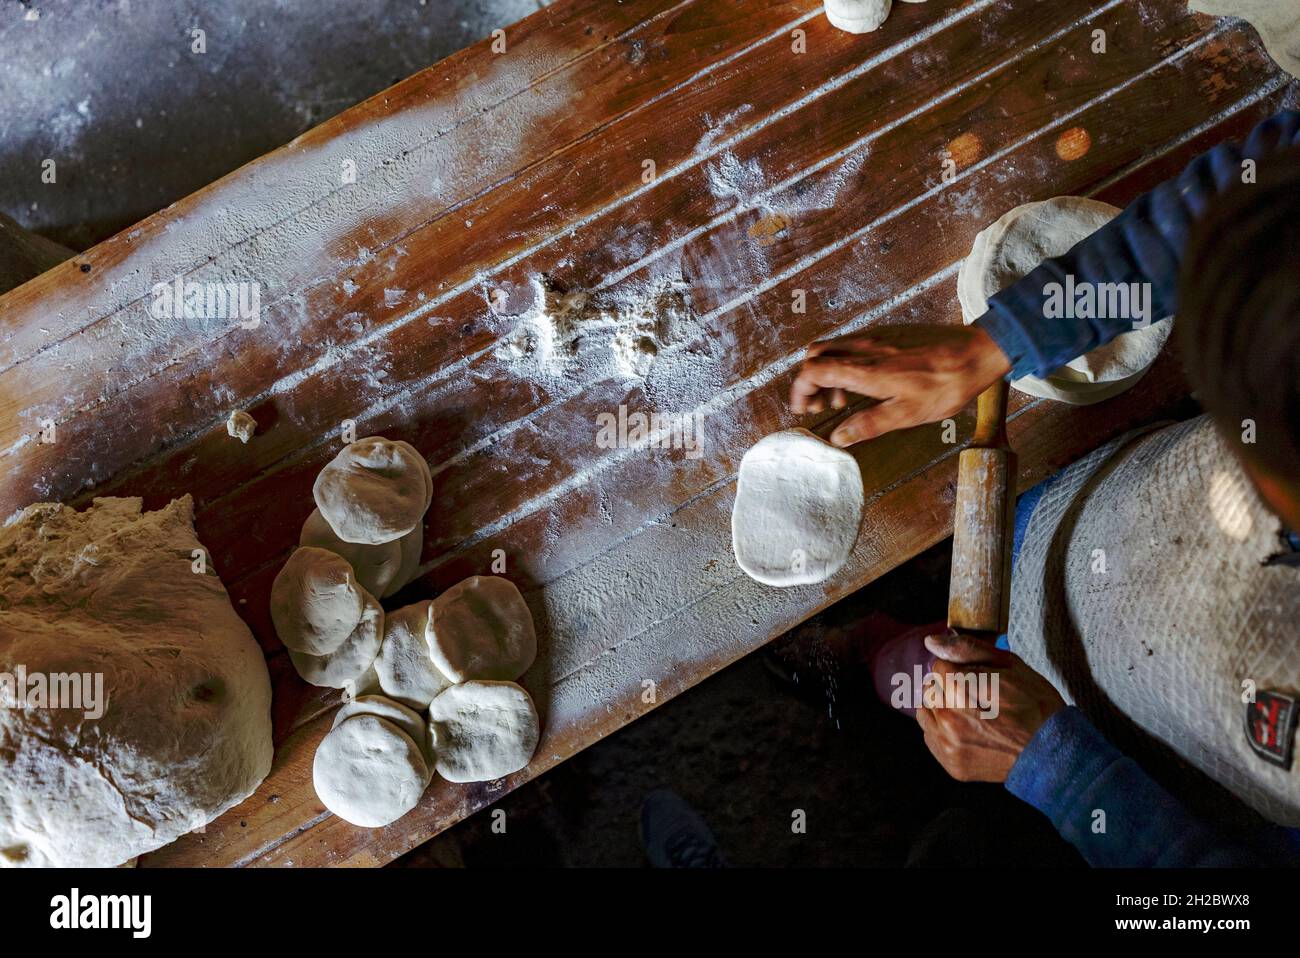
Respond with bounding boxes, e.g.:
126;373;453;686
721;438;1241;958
0;0;1291;867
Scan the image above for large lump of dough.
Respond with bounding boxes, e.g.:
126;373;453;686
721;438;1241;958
0;497;272;868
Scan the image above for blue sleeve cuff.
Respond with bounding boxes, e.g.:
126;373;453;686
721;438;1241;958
1005;706;1117;818
973;110;1300;381
974;299;1040;382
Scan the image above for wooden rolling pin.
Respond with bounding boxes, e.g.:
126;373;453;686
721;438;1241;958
947;379;1017;639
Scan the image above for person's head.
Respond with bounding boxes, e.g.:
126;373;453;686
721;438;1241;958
1177;148;1300;530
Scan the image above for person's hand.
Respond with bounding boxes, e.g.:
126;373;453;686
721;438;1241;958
788;325;1012;447
916;630;1066;783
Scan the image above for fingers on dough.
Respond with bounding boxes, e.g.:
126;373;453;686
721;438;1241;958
270;546;374;656
427;576;537;682
374;600;452;710
312;436;433;545
313;714;429;827
427;680;540;783
731;428;864;587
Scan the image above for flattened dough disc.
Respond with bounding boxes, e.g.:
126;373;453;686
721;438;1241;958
427;681;540;783
313;714;428;828
959;196;1173;405
731;428;864;587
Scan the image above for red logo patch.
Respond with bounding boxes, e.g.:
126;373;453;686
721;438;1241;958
1245;691;1298;769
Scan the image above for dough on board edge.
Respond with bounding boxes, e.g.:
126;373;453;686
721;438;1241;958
1189;0;1300;81
0;496;272;867
313;714;429;828
731;428;865;587
427;680;541;784
824;0;892;34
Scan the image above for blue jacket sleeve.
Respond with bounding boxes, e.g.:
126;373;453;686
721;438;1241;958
1005;707;1295;867
977;111;1300;380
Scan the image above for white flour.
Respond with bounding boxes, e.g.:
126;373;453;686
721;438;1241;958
497;273;705;388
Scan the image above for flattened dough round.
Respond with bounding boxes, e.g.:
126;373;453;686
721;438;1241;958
288;600;383;691
333;694;434;771
374;601;451;710
427;680;540;783
959;196;1173;405
825;0;891;33
427;576;537;683
270;546;372;656
313;437;433;545
732;428;864;587
313;714;428;827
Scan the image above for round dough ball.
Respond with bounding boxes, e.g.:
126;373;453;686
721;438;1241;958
374;601;451;710
313;437;432;545
427;681;540;783
958;196;1173;405
333;694;434;771
298;508;421;599
270;546;373;656
732;428;864;587
313;714;428;827
288;600;383;691
299;508;401;598
427;576;537;683
825;0;891;33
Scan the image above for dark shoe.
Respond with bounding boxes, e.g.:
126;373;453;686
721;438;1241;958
640;789;727;868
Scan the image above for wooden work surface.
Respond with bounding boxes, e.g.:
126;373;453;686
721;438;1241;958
0;0;1293;867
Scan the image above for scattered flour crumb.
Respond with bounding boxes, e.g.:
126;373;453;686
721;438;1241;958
226;409;257;443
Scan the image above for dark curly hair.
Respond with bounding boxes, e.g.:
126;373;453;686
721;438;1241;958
1177;148;1300;483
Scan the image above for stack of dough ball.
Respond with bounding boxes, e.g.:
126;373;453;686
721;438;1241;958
299;507;421;600
273;436;433;691
270;546;383;692
313;705;429;828
958;196;1173;404
311;575;542;828
312;437;432;545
